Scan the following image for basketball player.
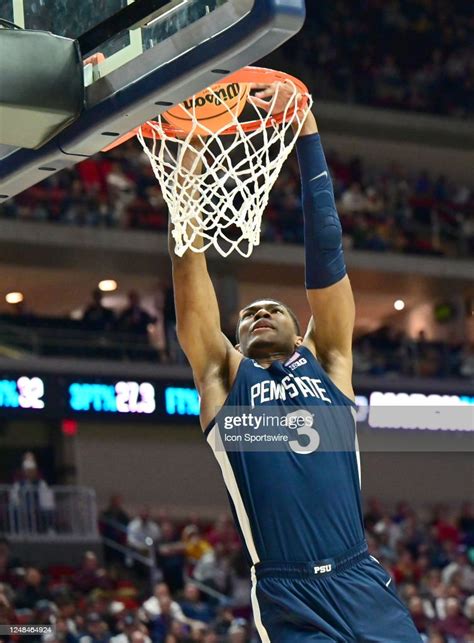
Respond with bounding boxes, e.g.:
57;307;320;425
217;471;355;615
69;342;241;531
168;82;421;641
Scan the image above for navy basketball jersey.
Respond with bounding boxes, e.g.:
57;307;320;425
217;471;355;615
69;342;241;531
205;346;365;565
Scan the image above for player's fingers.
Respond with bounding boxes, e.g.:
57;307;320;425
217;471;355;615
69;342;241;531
247;95;271;111
255;88;277;100
249;82;272;90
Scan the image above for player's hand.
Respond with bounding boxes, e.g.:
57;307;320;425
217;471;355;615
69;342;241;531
249;80;317;135
249;80;304;115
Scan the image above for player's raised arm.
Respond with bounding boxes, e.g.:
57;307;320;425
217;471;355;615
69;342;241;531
252;83;355;398
168;140;236;390
295;112;355;400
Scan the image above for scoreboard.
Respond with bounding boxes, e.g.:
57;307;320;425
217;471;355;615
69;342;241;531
0;372;472;431
0;374;199;423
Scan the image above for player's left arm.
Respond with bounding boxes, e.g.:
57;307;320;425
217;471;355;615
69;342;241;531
296;112;355;400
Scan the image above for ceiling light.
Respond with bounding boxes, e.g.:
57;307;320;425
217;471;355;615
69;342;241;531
98;279;118;292
394;299;405;311
5;292;24;304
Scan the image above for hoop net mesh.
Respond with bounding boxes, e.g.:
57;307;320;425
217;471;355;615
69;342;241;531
137;80;313;257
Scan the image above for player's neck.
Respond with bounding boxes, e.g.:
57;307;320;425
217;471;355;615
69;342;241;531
253;350;292;368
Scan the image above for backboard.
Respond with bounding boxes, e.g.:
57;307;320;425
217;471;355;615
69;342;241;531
0;0;306;201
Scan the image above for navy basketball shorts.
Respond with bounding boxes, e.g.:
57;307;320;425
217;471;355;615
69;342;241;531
251;542;422;642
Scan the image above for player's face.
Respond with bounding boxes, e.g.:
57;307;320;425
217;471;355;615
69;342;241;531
237;300;300;358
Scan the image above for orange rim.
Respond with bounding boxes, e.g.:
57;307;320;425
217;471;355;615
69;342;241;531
102;67;309;151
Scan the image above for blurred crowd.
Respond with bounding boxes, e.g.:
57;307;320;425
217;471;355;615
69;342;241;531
0;495;473;642
353;328;474;380
365;498;474;642
1;138;472;258
264;153;473;256
285;0;474;117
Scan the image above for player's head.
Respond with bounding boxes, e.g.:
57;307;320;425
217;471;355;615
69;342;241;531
236;299;302;358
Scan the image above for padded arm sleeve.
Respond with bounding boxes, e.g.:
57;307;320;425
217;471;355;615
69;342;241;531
296;133;347;290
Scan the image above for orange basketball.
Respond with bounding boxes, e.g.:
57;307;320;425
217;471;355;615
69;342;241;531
162;82;250;136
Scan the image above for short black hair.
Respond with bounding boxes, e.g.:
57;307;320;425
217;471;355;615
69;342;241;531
235;299;301;343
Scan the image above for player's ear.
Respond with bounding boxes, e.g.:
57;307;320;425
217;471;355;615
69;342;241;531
235;343;242;353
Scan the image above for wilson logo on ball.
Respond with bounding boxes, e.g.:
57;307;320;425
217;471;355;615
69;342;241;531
163;82;250;136
183;83;241;109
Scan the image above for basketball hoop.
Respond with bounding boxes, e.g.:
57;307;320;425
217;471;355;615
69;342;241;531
104;67;313;257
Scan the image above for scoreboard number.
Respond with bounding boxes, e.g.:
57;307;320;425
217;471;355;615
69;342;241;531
17;376;45;409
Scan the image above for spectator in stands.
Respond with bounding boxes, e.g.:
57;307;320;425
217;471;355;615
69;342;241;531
100;494;130;565
127;508;161;555
338;182;369;214
55;598;80;641
178;582;215;624
115;291;155;335
156;521;185;593
441;548;474;595
110;612;151;643
141;582;186;625
208;607;233;638
47;616;78;643
82;289;115;332
146;594;177;642
181;525;213;569
227;618;249;643
14;567;51;610
78;611;111;643
434;507;461;546
194;546;229;597
9;452;55;534
35;599;57;628
437;597;471;641
72;551;114;594
105;162;135;227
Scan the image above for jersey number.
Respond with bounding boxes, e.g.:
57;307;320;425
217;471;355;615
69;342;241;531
286;410;320;454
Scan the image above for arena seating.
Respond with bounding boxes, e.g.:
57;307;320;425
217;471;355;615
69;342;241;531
1;499;472;642
281;0;474;118
1;142;472;259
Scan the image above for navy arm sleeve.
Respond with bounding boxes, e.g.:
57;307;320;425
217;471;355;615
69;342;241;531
296;133;347;290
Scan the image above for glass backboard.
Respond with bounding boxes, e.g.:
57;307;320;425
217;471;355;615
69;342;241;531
0;0;306;200
2;0;240;85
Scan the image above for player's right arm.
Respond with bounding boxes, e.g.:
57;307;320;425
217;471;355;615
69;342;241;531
168;142;239;396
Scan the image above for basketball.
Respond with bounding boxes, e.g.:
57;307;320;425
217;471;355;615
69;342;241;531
162;81;250;135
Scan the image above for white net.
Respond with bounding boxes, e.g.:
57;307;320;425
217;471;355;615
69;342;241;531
137;78;313;257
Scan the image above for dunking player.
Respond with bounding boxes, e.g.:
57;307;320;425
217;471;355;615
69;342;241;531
169;82;421;641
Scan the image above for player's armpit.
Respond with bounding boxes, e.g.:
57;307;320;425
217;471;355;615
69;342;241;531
303;275;355;400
